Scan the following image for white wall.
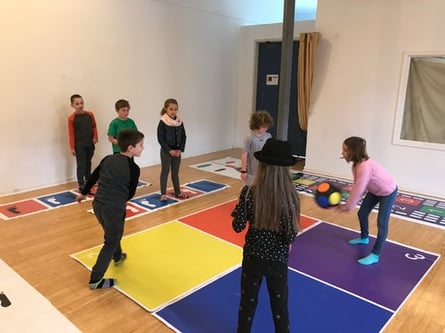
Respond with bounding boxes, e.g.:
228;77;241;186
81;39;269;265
305;0;445;197
0;0;243;195
3;0;443;198
235;21;316;147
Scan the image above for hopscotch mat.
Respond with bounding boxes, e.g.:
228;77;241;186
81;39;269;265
0;181;151;221
72;200;439;332
190;157;445;229
190;157;242;179
0;259;80;332
292;171;445;229
86;179;229;221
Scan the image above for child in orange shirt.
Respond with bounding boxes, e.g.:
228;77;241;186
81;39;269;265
68;94;98;190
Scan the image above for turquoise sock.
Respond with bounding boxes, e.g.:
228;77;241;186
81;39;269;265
358;253;379;265
348;237;369;245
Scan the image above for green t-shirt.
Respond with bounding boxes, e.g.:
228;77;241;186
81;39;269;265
107;117;138;153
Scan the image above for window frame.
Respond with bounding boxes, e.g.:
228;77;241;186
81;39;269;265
392;52;445;151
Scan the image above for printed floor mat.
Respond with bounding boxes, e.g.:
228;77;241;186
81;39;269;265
0;259;80;332
71;200;439;332
189;157;445;229
0;181;151;220
189;157;242;179
86;179;229;221
292;171;445;228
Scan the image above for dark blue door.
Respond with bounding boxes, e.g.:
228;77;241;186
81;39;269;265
255;41;306;156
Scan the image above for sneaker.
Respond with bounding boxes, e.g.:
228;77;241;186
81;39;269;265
160;195;168;202
175;193;189;199
89;278;116;289
114;253;127;266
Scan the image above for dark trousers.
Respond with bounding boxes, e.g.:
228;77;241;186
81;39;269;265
237;255;289;333
90;201;125;283
75;144;94;187
160;148;181;195
358;187;398;255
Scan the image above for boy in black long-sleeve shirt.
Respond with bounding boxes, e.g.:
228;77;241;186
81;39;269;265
77;129;145;289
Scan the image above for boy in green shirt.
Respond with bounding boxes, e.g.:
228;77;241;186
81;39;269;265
107;99;138;153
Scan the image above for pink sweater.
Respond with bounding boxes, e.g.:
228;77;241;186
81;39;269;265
343;159;396;211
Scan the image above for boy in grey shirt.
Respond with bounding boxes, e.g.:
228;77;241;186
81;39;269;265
77;129;144;289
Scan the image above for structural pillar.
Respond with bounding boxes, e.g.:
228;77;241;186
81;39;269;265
276;0;295;140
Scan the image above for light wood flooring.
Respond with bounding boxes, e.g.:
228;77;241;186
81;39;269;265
1;148;444;332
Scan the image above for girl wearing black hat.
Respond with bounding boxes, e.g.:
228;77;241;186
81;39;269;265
232;138;301;333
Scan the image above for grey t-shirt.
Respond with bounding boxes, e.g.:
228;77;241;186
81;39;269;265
242;132;272;186
82;154;140;210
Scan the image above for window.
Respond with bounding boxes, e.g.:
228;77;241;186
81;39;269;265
393;53;445;151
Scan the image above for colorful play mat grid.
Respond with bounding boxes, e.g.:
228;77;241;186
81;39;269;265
191;157;445;229
292;171;445;228
0;181;151;220
86;179;229;221
0;179;229;221
72;221;242;311
72;199;439;333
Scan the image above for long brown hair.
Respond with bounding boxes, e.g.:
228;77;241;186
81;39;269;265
253;162;300;232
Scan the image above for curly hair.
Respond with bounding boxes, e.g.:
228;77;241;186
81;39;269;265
249;110;274;130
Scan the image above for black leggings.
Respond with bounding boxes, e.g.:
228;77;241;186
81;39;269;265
160;148;181;195
237;255;289;333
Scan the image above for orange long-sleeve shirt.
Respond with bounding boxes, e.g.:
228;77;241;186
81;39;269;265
68;111;98;152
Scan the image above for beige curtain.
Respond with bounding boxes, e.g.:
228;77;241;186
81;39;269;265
297;32;320;131
401;57;445;144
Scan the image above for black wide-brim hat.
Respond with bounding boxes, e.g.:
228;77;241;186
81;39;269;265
254;138;297;166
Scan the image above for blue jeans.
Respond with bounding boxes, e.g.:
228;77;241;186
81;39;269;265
357;187;398;255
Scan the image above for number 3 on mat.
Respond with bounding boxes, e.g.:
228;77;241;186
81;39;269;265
405;253;426;260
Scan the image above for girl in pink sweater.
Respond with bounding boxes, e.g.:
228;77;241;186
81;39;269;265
337;137;397;265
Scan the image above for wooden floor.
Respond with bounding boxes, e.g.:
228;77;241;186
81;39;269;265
1;148;445;332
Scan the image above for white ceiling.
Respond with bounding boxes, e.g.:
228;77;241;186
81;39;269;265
153;0;317;25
